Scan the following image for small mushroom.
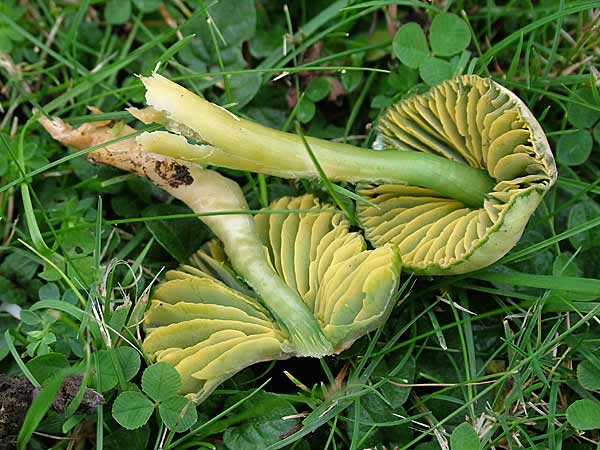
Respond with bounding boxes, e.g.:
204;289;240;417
143;193;402;399
39;115;330;358
40;115;402;400
253;194;402;351
132;74;556;274
144;193;402;399
359;75;557;274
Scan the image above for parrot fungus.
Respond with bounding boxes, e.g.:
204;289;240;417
39;73;556;401
40;115;402;400
131;74;556;275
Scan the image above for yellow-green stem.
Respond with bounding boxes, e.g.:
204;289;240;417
151;166;334;357
138;74;496;208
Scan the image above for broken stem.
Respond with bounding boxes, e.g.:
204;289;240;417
134;74;496;208
39;115;333;357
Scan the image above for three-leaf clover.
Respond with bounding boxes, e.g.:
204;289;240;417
577;360;600;391
112;391;155;430
566;399;600;431
94;347;141;392
557;129;593;166
112;362;197;431
104;0;161;25
392;13;471;86
450;422;481;450
0;0;25;52
296;77;332;123
557;86;600;167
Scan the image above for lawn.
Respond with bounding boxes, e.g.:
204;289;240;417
1;1;600;449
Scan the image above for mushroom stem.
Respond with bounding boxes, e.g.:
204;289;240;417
38;115;333;358
134;74;496;208
162;168;334;358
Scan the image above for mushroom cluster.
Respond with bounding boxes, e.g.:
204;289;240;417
41;74;556;401
143;193;401;400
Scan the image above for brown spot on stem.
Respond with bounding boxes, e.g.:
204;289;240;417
154;160;194;188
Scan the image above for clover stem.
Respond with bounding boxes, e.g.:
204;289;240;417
138;74;496;208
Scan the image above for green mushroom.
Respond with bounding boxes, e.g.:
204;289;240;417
40;115;402;399
140;185;403;398
39;71;556;401
253;194;402;350
131;74;557;275
144;193;402;400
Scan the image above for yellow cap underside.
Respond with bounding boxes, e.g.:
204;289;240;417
254;194;401;347
142;194;402;398
360;75;555;273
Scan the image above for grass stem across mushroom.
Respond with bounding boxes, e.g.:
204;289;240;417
131;74;496;208
131;74;557;275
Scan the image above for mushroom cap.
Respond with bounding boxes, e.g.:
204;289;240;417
143;268;287;402
143;195;402;400
254;194;402;351
357;75;557;275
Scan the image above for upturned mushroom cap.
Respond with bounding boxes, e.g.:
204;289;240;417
39;110;403;399
254;195;402;350
143;195;402;399
143;266;288;402
358;75;557;275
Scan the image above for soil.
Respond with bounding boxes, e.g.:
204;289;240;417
0;375;31;450
0;375;103;450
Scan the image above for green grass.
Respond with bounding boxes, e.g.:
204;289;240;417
1;1;600;449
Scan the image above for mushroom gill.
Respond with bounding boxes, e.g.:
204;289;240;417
359;75;557;274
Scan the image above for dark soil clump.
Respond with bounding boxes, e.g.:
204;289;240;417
0;375;103;450
0;375;32;450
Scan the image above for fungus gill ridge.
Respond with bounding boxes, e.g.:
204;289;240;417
360;75;557;274
142;195;402;399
